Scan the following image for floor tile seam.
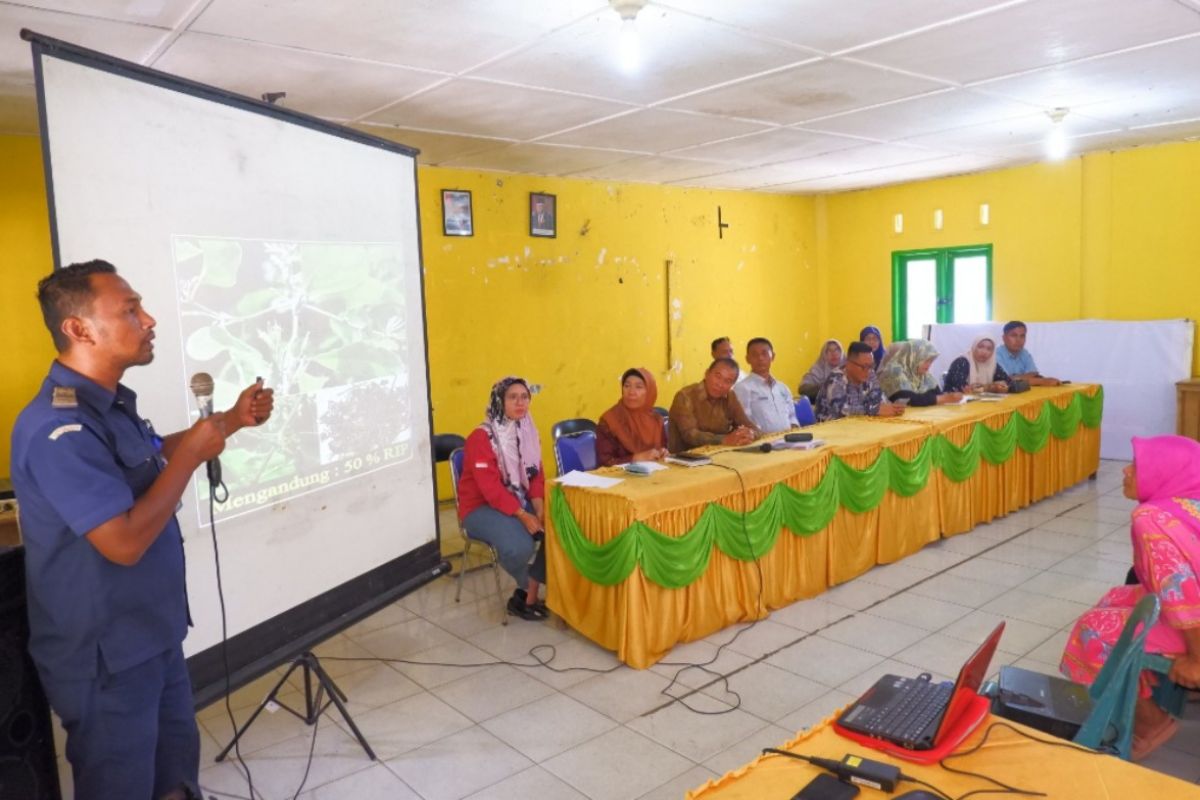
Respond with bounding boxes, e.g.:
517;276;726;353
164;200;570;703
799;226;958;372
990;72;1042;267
635;492;1094;718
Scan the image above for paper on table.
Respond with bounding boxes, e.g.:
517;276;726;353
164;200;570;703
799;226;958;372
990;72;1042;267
555;471;624;488
625;461;668;472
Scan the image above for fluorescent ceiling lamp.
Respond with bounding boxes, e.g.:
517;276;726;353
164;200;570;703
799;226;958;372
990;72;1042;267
1046;108;1069;161
611;0;647;74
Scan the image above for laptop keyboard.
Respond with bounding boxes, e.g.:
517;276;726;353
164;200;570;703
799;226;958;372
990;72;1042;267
858;679;953;745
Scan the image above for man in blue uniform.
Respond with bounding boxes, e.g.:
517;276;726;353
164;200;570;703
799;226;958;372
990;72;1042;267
10;260;274;800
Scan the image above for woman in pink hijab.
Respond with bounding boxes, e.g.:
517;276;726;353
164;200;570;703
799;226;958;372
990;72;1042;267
1061;435;1200;758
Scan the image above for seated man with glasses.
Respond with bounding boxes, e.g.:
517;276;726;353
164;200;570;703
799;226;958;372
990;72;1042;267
815;341;904;422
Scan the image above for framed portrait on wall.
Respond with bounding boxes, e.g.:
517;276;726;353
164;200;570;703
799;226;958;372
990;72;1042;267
530;192;556;238
442;189;473;236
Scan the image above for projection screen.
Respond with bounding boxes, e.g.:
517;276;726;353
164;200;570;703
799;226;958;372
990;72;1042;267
26;32;446;705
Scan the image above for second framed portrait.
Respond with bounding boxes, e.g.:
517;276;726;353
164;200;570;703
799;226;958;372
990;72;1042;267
442;189;473;236
530;192;556;238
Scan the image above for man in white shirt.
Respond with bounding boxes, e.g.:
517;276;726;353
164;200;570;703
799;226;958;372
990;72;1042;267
733;337;799;434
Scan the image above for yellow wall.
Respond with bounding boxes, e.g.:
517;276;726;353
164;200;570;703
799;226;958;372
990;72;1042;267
821;144;1200;374
6;131;1199;485
1;136;56;472
418;168;818;489
1101;142;1200;372
821;159;1084;344
0;136;820;494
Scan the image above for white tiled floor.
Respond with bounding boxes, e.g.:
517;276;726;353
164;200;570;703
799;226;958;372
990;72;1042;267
51;459;1200;797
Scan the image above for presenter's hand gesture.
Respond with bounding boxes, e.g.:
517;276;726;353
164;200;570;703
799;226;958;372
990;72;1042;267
180;414;227;466
229;379;275;432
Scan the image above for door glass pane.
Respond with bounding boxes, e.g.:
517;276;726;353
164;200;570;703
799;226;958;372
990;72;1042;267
905;258;937;339
952;255;988;323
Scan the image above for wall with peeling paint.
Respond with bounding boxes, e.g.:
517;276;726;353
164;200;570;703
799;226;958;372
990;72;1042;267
419;167;819;492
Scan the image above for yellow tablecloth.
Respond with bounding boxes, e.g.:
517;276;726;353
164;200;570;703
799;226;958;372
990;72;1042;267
686;712;1200;799
547;386;1101;668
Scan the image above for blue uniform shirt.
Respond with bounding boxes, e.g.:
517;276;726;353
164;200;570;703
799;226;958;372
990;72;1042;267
995;346;1038;377
10;361;188;681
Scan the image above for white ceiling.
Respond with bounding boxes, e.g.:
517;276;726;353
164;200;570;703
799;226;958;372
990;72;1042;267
3;0;1200;194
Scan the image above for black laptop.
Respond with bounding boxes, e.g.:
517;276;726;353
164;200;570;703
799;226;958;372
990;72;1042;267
836;622;1005;750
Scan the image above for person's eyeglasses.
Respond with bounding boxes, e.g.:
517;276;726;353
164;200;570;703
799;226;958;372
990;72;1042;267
848;360;874;371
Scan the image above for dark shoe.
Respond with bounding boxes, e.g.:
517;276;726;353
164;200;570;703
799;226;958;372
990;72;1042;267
528;599;550;619
507;590;541;621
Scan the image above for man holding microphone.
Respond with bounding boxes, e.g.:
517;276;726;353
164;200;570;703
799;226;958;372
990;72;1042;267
10;260;274;799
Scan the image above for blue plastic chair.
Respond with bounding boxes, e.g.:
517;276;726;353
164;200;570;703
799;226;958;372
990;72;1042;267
794;396;816;426
1073;593;1186;759
555;431;598;474
551;418;596;441
449;448;507;624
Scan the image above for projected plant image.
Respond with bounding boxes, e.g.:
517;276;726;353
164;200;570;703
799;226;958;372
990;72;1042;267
173;236;412;518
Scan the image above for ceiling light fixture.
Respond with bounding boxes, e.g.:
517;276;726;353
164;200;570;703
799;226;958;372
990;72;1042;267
1046;107;1069;161
611;0;648;74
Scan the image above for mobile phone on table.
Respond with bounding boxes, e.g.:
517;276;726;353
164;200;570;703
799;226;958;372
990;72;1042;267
791;773;860;800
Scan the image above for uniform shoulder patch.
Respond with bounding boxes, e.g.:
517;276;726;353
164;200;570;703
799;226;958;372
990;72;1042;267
51;386;78;408
49;423;83;440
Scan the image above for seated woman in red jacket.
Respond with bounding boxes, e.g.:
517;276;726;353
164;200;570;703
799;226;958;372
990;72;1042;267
457;377;547;621
595;367;669;466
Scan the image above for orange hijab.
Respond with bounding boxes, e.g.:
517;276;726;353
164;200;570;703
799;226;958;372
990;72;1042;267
600;368;663;455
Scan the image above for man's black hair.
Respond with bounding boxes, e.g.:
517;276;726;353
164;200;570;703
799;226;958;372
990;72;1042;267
708;357;739;373
847;341;873;358
37;260;117;352
747;337;773;352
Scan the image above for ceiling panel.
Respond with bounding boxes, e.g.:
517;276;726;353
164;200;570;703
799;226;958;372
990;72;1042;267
441;142;636;174
666;127;866;166
350;124;511;164
1;4;168;81
469;5;813;105
191;0;604;73
155;33;445;120
674;143;947;189
898;110;1117;153
2;0;1200;193
1068;118;1200;152
12;0;196;28
565;154;728;184
658;0;1005;54
773;152;1019;193
851;0;1200;84
663;58;946;125
365;78;632;140
542;107;769;152
979;34;1200;128
803;88;1039;140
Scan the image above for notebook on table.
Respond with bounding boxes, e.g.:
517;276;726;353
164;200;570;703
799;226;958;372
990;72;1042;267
833;622;1004;761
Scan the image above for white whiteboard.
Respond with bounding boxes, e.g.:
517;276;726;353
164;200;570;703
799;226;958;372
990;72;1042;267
929;320;1194;460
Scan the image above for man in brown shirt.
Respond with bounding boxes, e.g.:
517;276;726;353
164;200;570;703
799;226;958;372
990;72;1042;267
668;358;760;452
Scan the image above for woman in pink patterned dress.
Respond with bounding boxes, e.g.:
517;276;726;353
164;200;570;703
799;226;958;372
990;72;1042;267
1061;435;1200;759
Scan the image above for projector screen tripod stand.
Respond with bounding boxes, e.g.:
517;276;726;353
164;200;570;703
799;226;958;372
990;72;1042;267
214;650;376;764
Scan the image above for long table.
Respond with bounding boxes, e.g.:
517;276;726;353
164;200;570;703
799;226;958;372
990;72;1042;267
545;385;1103;668
686;711;1200;799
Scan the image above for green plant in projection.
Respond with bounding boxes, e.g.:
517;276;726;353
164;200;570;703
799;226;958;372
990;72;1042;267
173;236;409;502
551;389;1104;589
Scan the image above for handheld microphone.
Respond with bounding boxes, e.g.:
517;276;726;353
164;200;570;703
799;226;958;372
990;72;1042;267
188;372;222;487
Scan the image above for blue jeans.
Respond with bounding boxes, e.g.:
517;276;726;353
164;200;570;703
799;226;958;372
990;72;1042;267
41;645;199;800
463;504;547;587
